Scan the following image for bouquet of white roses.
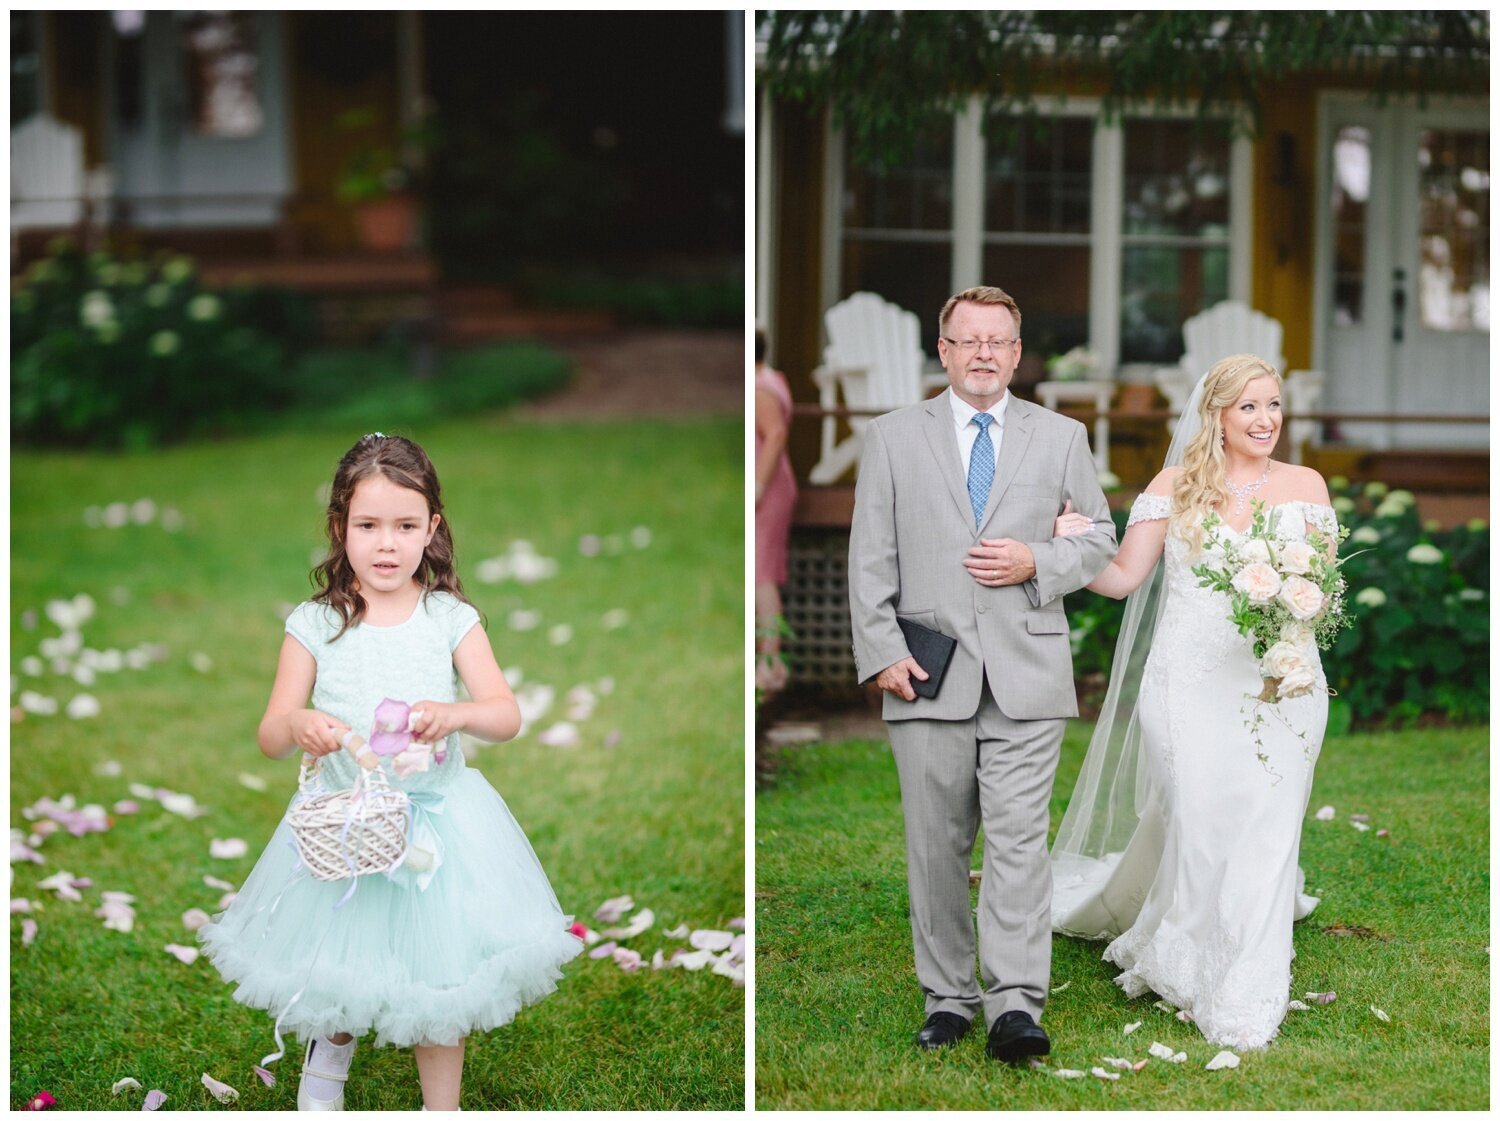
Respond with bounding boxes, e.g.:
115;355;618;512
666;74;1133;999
1192;501;1351;703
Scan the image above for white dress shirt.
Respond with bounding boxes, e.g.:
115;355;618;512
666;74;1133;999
949;388;1010;478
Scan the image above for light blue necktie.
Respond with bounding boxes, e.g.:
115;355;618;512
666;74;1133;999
968;413;995;528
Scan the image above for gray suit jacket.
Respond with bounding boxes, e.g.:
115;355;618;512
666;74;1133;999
849;391;1117;722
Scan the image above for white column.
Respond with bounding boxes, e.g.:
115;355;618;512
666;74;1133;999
1229;131;1253;303
1089;119;1124;373
950;98;984;292
755;84;776;345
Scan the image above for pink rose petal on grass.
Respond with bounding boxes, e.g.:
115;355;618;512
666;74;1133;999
22;918;38;946
602;908;655;940
588;940;618;959
252;1066;276;1088
728;917;745;930
209;838;247;859
594;895;634;923
165;943;200;965
23;1091;56;1110
1305;991;1337;1005
182;908;211;931
142;1089;167;1110
113;800;140;815
200;1073;238;1103
612;947;645;972
1091;1067;1121;1081
1314;805;1335;821
689;928;734;952
11;898;33;914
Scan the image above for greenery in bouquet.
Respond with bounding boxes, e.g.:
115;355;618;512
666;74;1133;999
1192;500;1352;702
11;239;313;449
1322;478;1488;728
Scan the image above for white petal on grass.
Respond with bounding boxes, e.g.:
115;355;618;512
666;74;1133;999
630;526;652;549
1123;1021;1143;1035
596;676;615;695
601;908;655;940
200;1073;238;1103
37;870;83;902
112;1078;142;1095
1148;1041;1187;1063
1050;980;1071;994
72;664;97;687
104;502;129;528
1176;1009;1195;1023
21;656;44;676
19;692;58;715
1205;1051;1241;1070
1287;1000;1310;1011
165;943;200;964
1051;1068;1088;1079
663;923;691;939
190;652;213;674
1314;805;1335;821
601;608;629;630
203;875;235;891
94;760;123;777
131;499;157;525
1152;999;1176;1013
1305;991;1337;1005
209;838;248;859
548;624;573;646
672;949;719;971
578;534;601;557
1370;1006;1390;1022
160;507;185;532
66;694;101;719
237;773;268;792
689;929;735;952
594;895;635;922
217;892;237;909
1090;1067;1121;1081
537;722;580;748
11;898;33;913
1098;1057;1134;1069
508;610;540;631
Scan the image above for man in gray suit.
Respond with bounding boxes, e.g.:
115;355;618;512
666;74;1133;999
848;286;1117;1061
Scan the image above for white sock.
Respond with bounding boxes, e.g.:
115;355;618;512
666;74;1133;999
302;1034;356;1099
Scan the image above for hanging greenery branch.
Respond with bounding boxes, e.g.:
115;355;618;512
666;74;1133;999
758;11;1489;166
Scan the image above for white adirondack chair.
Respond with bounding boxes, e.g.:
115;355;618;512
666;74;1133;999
11;114;86;232
1153;300;1323;461
808;292;946;484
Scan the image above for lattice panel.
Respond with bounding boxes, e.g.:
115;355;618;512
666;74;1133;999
781;528;858;686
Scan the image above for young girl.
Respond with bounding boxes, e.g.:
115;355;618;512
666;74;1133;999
200;434;582;1111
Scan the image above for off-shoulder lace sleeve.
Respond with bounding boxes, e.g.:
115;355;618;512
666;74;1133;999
1126;492;1172;527
1301;502;1339;536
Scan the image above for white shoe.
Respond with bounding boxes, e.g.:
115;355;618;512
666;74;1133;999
298;1036;355;1111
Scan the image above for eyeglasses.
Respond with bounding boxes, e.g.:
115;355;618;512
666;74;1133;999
942;337;1020;354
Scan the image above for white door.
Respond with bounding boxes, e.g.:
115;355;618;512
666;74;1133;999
1315;95;1489;450
110;10;291;229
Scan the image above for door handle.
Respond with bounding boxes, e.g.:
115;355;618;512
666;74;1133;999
1391;268;1406;343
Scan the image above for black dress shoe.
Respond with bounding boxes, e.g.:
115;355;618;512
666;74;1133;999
914;1011;971;1050
986;1010;1051;1063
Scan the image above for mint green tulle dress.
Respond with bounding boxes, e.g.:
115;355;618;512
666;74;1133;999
200;592;582;1048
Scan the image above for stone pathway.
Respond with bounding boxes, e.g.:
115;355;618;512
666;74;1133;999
519;328;743;419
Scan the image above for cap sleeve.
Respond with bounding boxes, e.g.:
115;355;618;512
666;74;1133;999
1126;491;1172;527
1301;502;1339;537
430;594;481;652
284;601;334;655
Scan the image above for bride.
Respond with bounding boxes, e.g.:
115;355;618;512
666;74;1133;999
1047;353;1336;1051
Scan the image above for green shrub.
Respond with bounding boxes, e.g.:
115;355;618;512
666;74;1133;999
521;267;743;329
1323;479;1487;727
11;241;314;449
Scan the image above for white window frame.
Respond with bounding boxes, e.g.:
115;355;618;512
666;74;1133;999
823;96;1253;369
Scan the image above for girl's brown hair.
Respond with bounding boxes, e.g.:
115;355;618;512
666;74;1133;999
311;434;471;639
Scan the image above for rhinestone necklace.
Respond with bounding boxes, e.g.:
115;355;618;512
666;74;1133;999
1224;461;1272;515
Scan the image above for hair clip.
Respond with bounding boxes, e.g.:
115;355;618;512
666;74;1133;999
363;432;385;440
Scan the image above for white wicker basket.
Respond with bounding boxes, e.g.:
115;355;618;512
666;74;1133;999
288;748;409;882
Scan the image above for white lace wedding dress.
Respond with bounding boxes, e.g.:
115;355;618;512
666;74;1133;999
1052;496;1336;1050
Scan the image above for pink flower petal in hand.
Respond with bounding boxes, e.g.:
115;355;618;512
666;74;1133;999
370;698;413;756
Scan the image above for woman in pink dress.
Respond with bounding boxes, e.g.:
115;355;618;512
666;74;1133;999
755;327;797;695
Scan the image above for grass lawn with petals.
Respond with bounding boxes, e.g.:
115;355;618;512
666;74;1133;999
754;723;1488;1110
10;414;744;1111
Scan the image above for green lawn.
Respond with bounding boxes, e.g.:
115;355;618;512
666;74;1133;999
755;723;1489;1110
10;415;744;1110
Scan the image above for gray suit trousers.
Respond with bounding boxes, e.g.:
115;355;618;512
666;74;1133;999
888;677;1063;1028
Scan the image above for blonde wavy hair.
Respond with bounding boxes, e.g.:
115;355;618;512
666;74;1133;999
1172;353;1282;554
